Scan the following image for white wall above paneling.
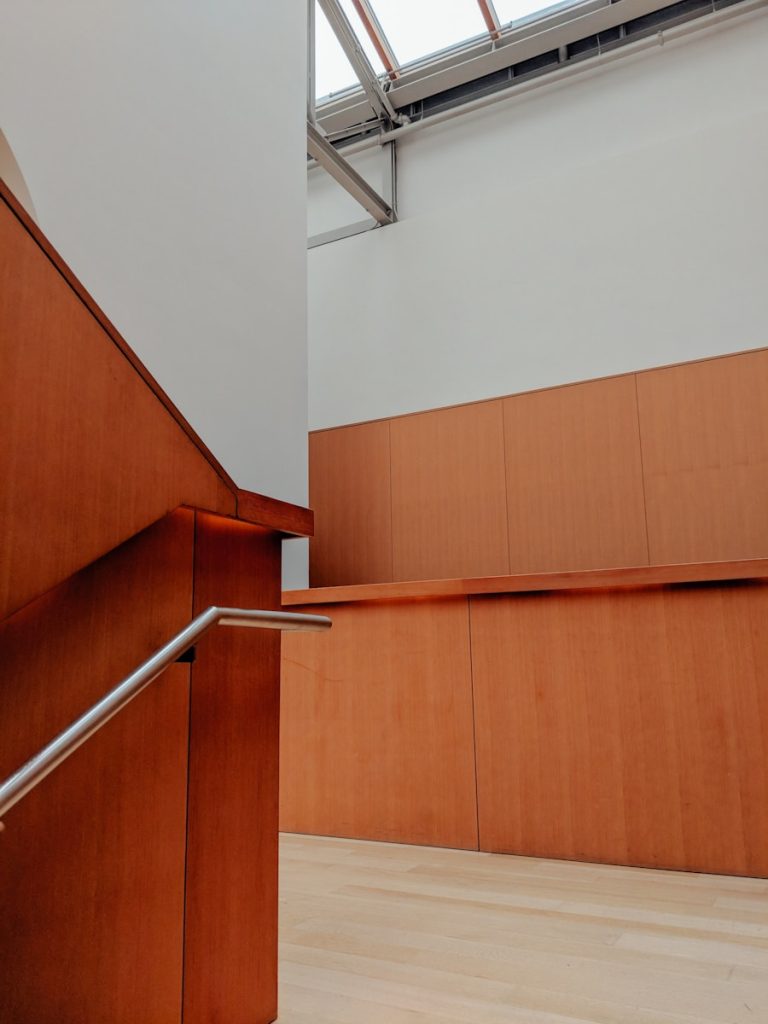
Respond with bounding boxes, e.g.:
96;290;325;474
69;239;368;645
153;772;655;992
308;9;768;429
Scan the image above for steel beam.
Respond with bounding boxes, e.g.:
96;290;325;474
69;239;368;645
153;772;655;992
307;0;316;122
316;0;401;123
306;121;395;225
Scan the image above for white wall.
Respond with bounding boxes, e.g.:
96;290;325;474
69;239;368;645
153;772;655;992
308;6;768;429
1;1;308;510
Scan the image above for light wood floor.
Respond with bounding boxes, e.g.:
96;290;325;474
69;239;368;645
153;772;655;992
278;833;768;1024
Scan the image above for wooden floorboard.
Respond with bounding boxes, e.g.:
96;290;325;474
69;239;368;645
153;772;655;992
278;834;768;1024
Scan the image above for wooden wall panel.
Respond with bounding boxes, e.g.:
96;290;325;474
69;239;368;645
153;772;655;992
390;402;510;581
280;600;478;850
0;510;194;1024
0;190;235;621
309;421;393;586
503;376;649;572
471;584;768;876
637;349;768;564
183;513;283;1024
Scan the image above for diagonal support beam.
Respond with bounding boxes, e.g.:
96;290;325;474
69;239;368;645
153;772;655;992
317;0;401;124
478;0;502;40
307;122;395;225
351;0;399;79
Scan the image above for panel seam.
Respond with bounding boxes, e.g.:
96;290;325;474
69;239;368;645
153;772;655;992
633;374;652;565
179;510;198;1023
467;598;481;851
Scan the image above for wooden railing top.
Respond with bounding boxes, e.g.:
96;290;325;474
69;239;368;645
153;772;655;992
282;558;768;606
0;180;313;539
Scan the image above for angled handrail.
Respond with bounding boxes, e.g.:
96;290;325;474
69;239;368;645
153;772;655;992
0;606;331;825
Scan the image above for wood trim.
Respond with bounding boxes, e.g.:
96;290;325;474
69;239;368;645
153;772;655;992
236;489;313;538
308;344;768;435
283;557;768;605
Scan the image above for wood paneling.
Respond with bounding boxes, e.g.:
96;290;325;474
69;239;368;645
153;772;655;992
282;556;768;605
470;584;768;876
280;600;478;850
390;402;509;581
0;510;194;1024
503;376;649;572
309;349;768;587
309;422;393;586
183;513;283;1024
637;349;768;564
0;191;235;620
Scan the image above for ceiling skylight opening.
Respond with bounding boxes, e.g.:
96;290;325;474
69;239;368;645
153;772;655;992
370;0;488;67
315;5;358;100
494;0;579;27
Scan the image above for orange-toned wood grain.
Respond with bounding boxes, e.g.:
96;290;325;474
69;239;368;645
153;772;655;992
470;583;768;875
183;513;283;1024
0;190;235;621
236;488;314;538
637;349;768;564
503;375;649;572
309;421;393;586
280;599;478;850
0;510;194;1024
390;401;510;581
282;557;768;605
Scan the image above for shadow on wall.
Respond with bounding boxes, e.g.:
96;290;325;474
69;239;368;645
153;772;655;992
0;127;37;221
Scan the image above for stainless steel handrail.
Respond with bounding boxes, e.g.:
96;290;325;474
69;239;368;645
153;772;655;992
0;606;331;825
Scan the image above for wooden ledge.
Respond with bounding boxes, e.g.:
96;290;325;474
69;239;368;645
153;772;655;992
282;558;768;606
236;490;313;538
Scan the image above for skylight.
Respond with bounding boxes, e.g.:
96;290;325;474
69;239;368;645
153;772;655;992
315;6;357;99
494;0;567;25
370;0;487;67
313;0;583;101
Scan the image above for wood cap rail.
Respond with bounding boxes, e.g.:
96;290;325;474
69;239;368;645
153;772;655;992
282;558;768;606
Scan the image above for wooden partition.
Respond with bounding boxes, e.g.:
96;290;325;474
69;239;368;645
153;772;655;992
1;180;314;1024
0;513;193;1023
390;401;510;580
0;181;311;622
309;421;393;586
0;510;291;1024
502;376;648;572
471;584;768;876
183;514;282;1024
308;347;768;587
637;348;768;564
282;561;768;877
281;600;478;849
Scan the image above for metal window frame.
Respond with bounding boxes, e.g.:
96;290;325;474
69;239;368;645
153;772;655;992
308;140;397;248
314;0;692;137
316;0;402;124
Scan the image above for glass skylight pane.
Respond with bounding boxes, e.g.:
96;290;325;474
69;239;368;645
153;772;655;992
370;0;486;67
338;0;388;74
315;4;358;100
494;0;569;26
